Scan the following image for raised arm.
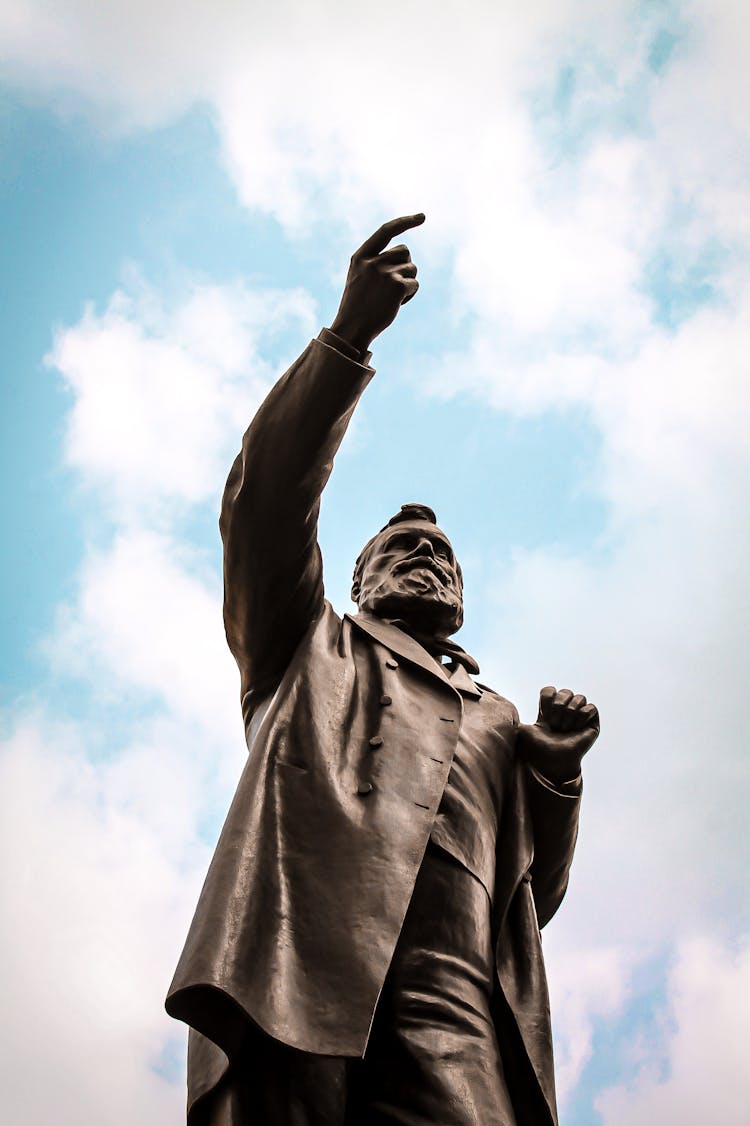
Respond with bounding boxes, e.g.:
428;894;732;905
221;214;425;714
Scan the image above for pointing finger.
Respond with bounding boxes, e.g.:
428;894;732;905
356;213;425;257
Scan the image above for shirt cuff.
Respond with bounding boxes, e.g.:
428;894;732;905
318;327;372;367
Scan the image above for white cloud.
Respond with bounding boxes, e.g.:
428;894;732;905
41;273;322;775
548;944;631;1105
210;1;670;346
595;937;750;1125
47;528;243;763
457;260;750;956
0;715;211;1124
48;275;315;517
483;503;749;948
6;0;744;348
0;275;319;1118
430;276;750;519
650;1;750;243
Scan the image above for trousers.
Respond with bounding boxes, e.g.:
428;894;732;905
197;845;517;1125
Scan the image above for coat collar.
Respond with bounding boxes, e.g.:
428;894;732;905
446;661;482;699
346;612;481;699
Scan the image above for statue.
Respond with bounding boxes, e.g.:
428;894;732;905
166;215;600;1125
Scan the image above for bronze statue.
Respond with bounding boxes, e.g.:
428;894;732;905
166;215;600;1125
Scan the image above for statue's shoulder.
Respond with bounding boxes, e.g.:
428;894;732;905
474;681;520;725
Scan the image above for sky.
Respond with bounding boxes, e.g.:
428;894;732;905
1;0;749;1122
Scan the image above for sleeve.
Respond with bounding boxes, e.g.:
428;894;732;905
220;335;375;716
526;765;583;929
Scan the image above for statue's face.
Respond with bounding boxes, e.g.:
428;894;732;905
352;520;463;637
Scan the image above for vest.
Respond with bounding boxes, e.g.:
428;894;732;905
429;662;516;896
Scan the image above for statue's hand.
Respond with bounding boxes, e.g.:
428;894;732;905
330;213;424;353
517;686;600;784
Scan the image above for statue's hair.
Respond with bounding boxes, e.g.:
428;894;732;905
384;502;437;528
352;503;462;590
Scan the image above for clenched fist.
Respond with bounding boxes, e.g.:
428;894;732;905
330;213;424;353
517;686;600;785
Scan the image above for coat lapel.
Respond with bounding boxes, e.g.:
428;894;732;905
346;611;455;689
447;662;482;699
347;612;485;699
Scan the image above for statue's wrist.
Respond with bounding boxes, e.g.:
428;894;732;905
329;313;374;355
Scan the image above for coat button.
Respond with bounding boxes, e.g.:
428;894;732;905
369;735;384;748
357;781;374;795
385;658;399;669
380;694;393;706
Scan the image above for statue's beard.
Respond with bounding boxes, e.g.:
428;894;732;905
362;565;463;636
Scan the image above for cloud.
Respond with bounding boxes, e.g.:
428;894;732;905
42;270;324;756
48;274;315;518
456;253;750;946
429;272;750;516
595;937;750;1125
0;274;320;1117
650;1;750;245
38;272;324;791
46;528;242;760
6;0;746;349
548;944;631;1105
0;714;210;1124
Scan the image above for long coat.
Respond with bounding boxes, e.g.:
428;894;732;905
166;336;582;1125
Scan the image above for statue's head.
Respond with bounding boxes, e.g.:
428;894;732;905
351;504;464;638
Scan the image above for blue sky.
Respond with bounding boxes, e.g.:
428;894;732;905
2;2;749;1123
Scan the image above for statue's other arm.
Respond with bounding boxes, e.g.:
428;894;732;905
519;687;600;926
220;214;424;713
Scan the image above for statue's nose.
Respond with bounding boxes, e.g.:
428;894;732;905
415;537;436;557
